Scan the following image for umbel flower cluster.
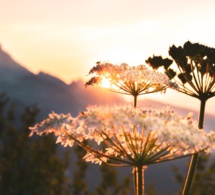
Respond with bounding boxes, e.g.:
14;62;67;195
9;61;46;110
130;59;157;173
146;41;215;100
86;62;177;107
29;106;215;167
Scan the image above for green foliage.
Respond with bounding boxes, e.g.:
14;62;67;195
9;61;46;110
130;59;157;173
145;182;158;195
72;142;132;195
71;143;89;195
0;94;70;195
94;164;132;195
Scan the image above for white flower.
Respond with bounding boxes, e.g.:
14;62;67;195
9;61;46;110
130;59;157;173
29;112;73;137
29;105;215;166
83;152;108;165
86;62;176;97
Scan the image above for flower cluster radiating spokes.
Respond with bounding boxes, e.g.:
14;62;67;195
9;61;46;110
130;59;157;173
146;41;215;100
29;105;215;167
85;62;177;107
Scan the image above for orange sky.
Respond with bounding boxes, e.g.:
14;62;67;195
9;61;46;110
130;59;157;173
1;0;215;115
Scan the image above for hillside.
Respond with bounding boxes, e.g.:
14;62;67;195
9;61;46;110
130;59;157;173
0;47;125;119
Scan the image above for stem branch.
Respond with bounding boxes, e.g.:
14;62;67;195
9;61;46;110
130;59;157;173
182;98;206;195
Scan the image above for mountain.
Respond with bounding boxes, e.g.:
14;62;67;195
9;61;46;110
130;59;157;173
0;47;125;119
0;46;32;83
0;46;214;194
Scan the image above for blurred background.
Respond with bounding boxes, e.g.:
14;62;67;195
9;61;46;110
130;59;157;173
1;0;215;194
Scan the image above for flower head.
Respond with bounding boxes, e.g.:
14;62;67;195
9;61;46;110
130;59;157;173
85;62;175;98
29;105;215;167
146;41;215;100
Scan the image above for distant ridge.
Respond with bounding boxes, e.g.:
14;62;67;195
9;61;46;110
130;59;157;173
37;71;67;88
0;47;125;118
0;46;32;83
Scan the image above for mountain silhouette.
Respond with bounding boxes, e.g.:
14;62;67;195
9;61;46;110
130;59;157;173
0;46;32;83
0;46;125;119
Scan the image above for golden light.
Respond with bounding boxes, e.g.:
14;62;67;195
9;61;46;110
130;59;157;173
98;47;145;65
100;77;111;88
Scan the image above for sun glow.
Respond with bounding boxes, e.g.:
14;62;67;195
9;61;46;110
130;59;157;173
100;77;111;88
98;47;145;65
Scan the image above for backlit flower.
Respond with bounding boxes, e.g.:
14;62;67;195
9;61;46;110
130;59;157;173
146;41;215;100
29;105;214;167
85;62;177;107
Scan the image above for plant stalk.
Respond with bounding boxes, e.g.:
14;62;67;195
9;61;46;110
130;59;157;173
181;98;206;195
133;166;144;195
134;95;137;108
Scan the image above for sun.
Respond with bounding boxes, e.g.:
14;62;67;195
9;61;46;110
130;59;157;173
100;77;111;88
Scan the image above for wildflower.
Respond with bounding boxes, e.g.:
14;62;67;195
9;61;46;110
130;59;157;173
85;62;176;107
29;105;215;195
146;41;215;101
29;105;214;166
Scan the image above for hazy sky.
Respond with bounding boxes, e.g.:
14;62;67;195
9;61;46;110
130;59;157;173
1;0;215;115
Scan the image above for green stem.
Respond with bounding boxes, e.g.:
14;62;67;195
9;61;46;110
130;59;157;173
133;166;144;195
181;98;206;195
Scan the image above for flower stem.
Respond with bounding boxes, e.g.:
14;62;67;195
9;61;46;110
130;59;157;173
134;95;137;108
181;98;206;195
133;166;144;195
198;98;206;129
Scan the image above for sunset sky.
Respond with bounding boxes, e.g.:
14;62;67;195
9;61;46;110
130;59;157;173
1;0;215;114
